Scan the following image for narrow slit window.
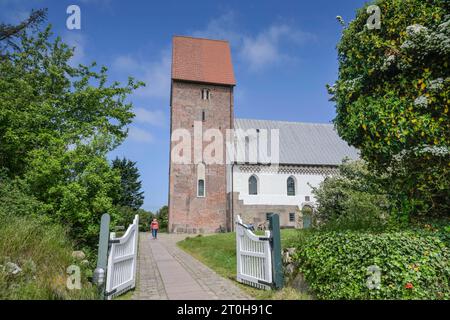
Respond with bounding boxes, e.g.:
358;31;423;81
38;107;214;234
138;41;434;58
197;163;206;197
202;110;205;122
198;179;205;197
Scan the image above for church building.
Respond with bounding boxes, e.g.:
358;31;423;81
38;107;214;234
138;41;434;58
168;36;358;233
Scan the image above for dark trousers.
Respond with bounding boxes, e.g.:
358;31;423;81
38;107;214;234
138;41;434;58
152;228;158;239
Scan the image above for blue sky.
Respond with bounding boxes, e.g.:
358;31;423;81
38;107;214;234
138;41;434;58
1;0;368;211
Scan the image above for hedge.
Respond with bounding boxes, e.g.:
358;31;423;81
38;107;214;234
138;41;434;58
294;231;450;299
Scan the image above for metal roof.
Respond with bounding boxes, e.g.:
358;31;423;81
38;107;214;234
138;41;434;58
234;118;359;166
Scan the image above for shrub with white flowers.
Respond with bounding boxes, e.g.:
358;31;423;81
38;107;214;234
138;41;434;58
328;0;449;218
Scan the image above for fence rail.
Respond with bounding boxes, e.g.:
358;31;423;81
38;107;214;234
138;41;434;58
105;214;139;299
235;215;273;290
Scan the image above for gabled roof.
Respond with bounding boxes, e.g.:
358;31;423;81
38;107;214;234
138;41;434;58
172;36;236;86
234;119;359;166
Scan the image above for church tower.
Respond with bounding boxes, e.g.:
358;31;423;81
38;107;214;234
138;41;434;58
168;36;235;233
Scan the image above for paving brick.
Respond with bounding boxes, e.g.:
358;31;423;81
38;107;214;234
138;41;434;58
132;232;251;300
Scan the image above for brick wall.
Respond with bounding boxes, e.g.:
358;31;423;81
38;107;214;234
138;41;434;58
168;81;233;233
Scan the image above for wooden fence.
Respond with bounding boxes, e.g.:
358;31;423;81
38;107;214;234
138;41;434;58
105;214;139;299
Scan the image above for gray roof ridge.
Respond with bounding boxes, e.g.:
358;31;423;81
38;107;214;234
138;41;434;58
235;118;334;127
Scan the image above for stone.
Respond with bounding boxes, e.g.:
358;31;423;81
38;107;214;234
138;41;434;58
72;250;86;260
6;262;22;275
81;259;90;266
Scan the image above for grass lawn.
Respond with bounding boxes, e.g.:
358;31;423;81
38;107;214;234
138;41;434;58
177;229;311;300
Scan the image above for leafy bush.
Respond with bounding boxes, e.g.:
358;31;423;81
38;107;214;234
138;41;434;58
0;215;97;299
312;160;390;231
294;231;450;299
0;176;46;219
137;209;154;232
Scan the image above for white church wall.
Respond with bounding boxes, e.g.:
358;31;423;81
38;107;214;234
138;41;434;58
232;166;328;206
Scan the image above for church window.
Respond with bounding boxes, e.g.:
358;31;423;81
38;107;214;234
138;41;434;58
202;110;206;122
202;88;210;100
249;175;258;195
287;176;296;196
197;163;206;197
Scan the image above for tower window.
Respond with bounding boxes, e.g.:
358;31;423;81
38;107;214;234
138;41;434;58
198;179;205;197
201;88;210;100
249;175;258;195
197;163;206;197
305;196;310;202
202;110;206;122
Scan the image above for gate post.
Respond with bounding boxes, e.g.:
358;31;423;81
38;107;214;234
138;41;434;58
268;213;284;289
94;213;110;300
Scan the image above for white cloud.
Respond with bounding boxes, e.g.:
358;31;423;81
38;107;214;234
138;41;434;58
240;24;314;72
112;49;171;99
192;11;241;44
192;12;315;72
137;50;171;98
133;108;165;126
128;126;154;143
113;55;140;70
62;32;86;66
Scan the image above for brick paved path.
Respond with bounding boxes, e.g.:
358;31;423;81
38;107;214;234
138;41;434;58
132;232;251;300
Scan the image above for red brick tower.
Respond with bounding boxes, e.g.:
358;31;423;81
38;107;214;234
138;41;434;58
168;36;235;233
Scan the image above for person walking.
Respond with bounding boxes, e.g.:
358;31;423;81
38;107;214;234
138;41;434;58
150;218;159;240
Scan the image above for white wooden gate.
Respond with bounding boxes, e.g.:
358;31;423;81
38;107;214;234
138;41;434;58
105;214;139;299
235;215;273;290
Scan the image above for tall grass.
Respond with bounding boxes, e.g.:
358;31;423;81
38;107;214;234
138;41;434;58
0;215;98;299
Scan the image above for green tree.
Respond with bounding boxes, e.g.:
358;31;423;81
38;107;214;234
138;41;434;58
156;205;168;231
329;0;449;218
112;157;144;210
0;25;143;247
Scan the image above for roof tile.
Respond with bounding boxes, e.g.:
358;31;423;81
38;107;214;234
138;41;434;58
172;36;236;86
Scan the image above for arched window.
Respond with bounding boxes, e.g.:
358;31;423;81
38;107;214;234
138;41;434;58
249;175;258;195
287;176;296;196
197;163;206;197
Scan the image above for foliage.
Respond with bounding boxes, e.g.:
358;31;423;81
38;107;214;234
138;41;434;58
294;230;450;299
329;0;450;217
111;157;144;210
0;25;143;248
0;214;97;299
155;205;168;232
311;159;390;231
0;174;46;219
